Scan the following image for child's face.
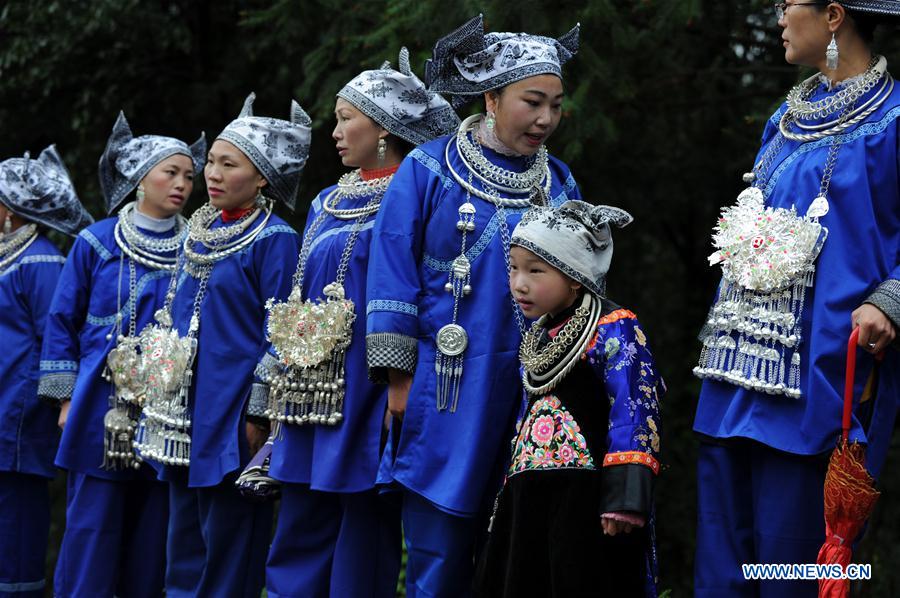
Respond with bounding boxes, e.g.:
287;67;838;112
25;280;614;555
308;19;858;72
509;246;581;319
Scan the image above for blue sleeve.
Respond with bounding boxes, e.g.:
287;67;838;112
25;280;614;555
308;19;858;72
365;154;442;381
38;236;94;402
585;311;664;515
23;257;65;346
247;227;300;418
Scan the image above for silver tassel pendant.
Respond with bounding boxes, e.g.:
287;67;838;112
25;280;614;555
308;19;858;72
103;406;139;470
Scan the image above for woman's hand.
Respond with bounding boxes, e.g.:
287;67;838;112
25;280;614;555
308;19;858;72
387;368;413;421
245;421;269;457
58;399;71;429
852;303;896;354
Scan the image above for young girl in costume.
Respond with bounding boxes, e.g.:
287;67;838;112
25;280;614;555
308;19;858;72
476;200;664;598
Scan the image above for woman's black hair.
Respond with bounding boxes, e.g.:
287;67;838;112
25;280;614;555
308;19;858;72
845;8;880;44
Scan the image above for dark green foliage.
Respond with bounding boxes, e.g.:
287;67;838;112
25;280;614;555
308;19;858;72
2;1;898;596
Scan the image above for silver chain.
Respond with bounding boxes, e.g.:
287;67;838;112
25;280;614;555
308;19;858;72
0;224;38;271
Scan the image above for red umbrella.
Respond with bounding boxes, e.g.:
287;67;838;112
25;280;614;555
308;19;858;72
817;328;882;598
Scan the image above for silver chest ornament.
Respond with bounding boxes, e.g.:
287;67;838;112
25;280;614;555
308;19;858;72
694;185;829;398
263;283;355;425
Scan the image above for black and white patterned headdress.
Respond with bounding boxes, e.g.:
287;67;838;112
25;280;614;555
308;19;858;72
99;111;206;215
511;200;632;297
216;93;312;211
836;0;900;16
425;15;580;108
337;47;460;145
0;145;93;236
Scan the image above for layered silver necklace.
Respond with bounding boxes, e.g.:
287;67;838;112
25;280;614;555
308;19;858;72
520;292;602;396
0;223;38;271
262;171;391;426
135;200;270;466
103;202;185;470
695;57;891;399
436;114;551;412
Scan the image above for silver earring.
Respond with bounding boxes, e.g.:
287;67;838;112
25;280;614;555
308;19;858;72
255;188;265;206
136;184;145;202
826;33;839;71
377;138;387;163
2;214;11;235
485;111;496;130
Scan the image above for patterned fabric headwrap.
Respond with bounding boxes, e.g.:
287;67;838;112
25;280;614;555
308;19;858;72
511;200;632;297
425;14;580;108
0;145;93;236
834;0;900;16
337;47;460;145
99;111;206;215
216;93;312;211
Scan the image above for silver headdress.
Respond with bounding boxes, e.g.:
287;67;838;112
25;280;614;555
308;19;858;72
425;15;580;108
99;112;206;215
0;145;93;236
216;93;312;211
338;47;460;145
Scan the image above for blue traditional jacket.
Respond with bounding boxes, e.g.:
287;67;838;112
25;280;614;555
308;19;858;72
39;217;176;480
267;185;387;492
694;78;900;478
0;234;65;478
168;214;299;488
365;135;581;516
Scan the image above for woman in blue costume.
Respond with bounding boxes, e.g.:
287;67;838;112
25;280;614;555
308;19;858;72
0;147;91;598
39;113;204;598
692;2;900;596
365;15;582;596
258;50;459;598
135;93;307;598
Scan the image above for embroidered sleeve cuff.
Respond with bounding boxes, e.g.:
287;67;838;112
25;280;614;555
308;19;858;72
254;352;283;384
864;279;900;344
246;383;269;418
37;373;77;404
366;333;418;383
600;462;656;516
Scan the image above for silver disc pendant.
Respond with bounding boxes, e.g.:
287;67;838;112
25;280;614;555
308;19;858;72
436;324;468;356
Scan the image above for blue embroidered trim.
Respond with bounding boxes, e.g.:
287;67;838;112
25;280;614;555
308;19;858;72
366;299;418;317
0;579;45;592
768;103;788;128
310;192;323;214
0;254;66;277
551;172;577;206
410;148;454;190
40;360;78;372
308;220;375;255
78;229;113;261
423;209;526;271
85;269;171;326
765;105;900;198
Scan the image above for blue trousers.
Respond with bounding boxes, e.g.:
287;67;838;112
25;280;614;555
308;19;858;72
401;490;482;598
54;471;168;598
266;484;401;598
166;479;272;598
0;472;50;598
695;439;829;598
